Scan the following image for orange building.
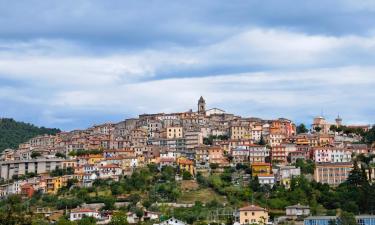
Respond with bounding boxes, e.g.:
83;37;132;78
21;184;35;198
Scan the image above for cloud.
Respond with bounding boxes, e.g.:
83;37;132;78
0;1;375;130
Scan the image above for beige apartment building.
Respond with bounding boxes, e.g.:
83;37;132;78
230;125;251;140
166;126;183;139
314;162;353;186
239;205;269;225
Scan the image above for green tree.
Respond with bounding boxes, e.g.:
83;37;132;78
102;196;116;210
364;126;375;144
346;161;368;187
0;118;60;152
258;135;266;145
55;152;66;158
0;195;32;225
250;176;261;192
295;159;315;174
209;163;219;170
297;124;308;134
77;217;96;225
56;217;77;225
109;211;128;225
182;171;193;180
328;219;337;225
31;152;42;158
338;212;358;225
314;127;322;133
135;208;144;220
356;154;375;181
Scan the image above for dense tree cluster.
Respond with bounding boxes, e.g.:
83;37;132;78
297;123;309;134
68;149;103;156
294;159;315;174
1;161;375;224
0;118;60;152
203;135;229;145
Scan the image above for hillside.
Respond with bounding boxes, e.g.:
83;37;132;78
0;118;60;152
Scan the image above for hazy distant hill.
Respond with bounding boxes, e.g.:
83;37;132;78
0;118;60;152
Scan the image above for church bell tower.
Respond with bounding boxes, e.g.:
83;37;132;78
198;96;206;115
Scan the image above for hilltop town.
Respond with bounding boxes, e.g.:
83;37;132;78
0;97;374;225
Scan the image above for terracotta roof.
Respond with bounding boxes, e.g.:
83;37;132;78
178;158;194;165
251;162;271;166
257;173;275;177
71;208;97;213
100;164;120;168
286;204;310;209
239;204;266;211
160;158;175;163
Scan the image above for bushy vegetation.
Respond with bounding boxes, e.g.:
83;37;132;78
1;161;375;224
294;159;315;174
203;135;229;145
297;123;309;134
0;118;60;152
68;149;103;156
330;125;375;145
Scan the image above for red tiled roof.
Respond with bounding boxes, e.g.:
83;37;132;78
71;208;97;213
251;162;271;166
160;158;175;162
239;204;266;211
100;164;120;168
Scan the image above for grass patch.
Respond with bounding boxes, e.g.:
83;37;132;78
178;187;227;204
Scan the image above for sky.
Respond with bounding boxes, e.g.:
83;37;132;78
0;0;375;131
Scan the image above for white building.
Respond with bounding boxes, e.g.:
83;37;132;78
205;108;225;116
274;165;301;181
258;174;275;187
154;217;187;225
6;180;25;195
70;208;101;221
286;204;310;218
314;148;351;163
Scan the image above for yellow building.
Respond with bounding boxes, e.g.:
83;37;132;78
167;126;183;139
88;154;104;164
318;134;333;146
230;126;250;140
239;205;269;225
177;157;195;176
46;176;68;194
251;163;272;176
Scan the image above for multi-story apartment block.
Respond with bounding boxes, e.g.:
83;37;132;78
185;129;203;150
230;125;251;140
271;145;287;164
232;144;269;164
268;133;285;147
313;148;352;163
250;123;263;142
304;215;375;225
314;162;353;186
0;158;66;180
166;126;183;139
195;146;209;166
